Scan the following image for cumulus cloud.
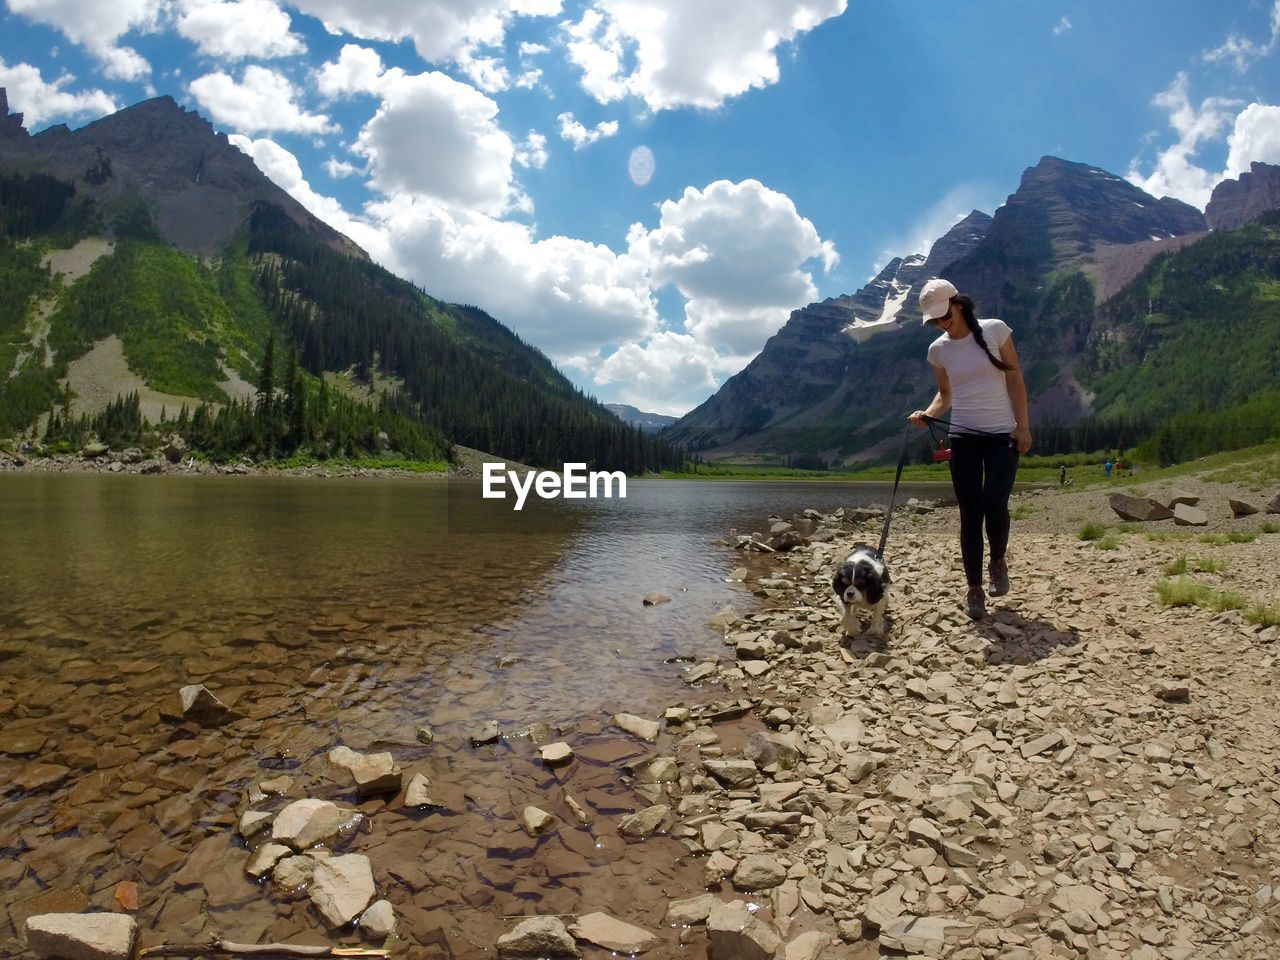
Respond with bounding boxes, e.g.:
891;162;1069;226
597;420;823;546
324;156;360;178
189;65;337;134
6;0;163;80
1052;16;1072;37
1203;0;1280;72
288;0;562;65
352;71;524;215
0;60;117;128
176;0;306;60
1223;102;1280;176
364;195;659;354
514;131;549;169
315;44;399;99
563;0;847;111
626;179;836;354
1128;73;1244;207
589;330;749;415
557;111;619;149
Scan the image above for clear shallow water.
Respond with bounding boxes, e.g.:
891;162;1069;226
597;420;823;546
0;472;949;953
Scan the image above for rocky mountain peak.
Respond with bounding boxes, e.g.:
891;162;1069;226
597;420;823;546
1205;161;1280;231
0;88;363;260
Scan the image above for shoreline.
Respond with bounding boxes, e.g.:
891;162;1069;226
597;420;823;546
6;468;1279;959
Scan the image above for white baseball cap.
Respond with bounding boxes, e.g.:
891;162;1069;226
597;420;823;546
919;278;958;323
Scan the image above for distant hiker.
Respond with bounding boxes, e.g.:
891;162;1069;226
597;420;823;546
908;278;1032;621
1105;459;1113;479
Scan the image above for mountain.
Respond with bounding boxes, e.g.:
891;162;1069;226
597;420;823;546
0;91;682;471
666;156;1230;464
662;211;990;457
1206;161;1280;231
604;403;678;433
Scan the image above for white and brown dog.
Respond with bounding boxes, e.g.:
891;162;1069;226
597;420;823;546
832;545;891;637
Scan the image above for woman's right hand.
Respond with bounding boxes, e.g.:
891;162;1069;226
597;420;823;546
908;410;928;427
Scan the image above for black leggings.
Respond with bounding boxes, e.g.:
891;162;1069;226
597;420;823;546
948;434;1020;587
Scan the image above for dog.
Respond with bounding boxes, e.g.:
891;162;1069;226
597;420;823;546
832;545;891;637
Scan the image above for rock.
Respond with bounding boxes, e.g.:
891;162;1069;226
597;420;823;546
1229;498;1259;517
348;752;402;797
272;798;346;849
80;442;109;459
1019;730;1065;758
403;773;437;808
360;900;397;940
497;916;581;958
666;894;720;925
520;806;555;837
568;912;658;953
642;594;671;606
1167;490;1200;506
879;916;974;955
1154;681;1190;703
613;713;660;741
974;894;1025;922
178;684;236;726
783;930;832;960
309;854;376;928
245;842;291;879
1110;493;1173;521
744;731;801;770
1267;493;1280;513
24;913;137;960
470;721;501;746
163;435;187;463
1173;503;1209;526
540;742;574;765
272;855;316;891
707;901;781;960
732;854;787;891
237;810;273;840
704;759;759;787
619;804;669;840
862;884;906;930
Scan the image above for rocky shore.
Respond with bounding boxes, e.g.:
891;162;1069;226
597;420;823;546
12;473;1280;960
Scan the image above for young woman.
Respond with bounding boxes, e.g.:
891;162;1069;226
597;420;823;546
908;278;1032;620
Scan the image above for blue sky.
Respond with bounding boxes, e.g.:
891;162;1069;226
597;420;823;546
3;1;1279;415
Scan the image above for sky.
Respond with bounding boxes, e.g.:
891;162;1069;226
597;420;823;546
2;2;1280;416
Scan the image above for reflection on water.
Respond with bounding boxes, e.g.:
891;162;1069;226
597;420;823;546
0;472;944;954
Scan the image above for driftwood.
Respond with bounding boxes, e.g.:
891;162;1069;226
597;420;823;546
137;941;389;959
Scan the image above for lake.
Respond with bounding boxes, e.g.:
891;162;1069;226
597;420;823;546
0;472;951;954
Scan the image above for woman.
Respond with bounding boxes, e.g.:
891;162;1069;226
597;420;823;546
908;278;1032;620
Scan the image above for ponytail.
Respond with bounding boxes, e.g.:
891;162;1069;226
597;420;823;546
955;295;1013;371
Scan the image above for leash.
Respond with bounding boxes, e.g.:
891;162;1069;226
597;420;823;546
874;414;1012;559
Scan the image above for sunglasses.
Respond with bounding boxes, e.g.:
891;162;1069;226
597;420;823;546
926;300;956;326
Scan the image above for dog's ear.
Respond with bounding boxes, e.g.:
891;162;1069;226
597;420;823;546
882;567;891;585
832;563;852;593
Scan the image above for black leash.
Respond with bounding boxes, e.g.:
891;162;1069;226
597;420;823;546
874;414;1011;559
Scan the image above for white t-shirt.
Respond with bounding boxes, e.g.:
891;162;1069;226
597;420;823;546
927;317;1015;435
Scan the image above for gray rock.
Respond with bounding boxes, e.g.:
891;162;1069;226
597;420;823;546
470;720;501;745
245;842;291;879
348;752;402;797
707;901;781;960
732;854;787;891
1267;493;1280;514
744;731;801;770
619;804;669;839
1110;493;1173;521
1173;503;1209;526
879;916;974;955
497;916;581;958
704;759;759;787
540;742;574;765
272;854;316;891
24;913;137;960
666;893;720;925
1228;498;1259;517
272;798;346;849
863;884;905;930
520;806;555;837
360;900;397;940
310;854;376;928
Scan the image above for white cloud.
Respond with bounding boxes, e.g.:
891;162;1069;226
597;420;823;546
557;111;619;149
0;60;117;128
1052;16;1072;37
6;0;163;80
288;0;563;63
455;51;510;93
364;195;660;355
351;71;524;216
324;156;360;178
626;179;836;354
590;331;743;415
563;0;847;111
315;44;400;99
1223;102;1280;176
1203;0;1280;71
515;131;548;169
176;0;306;60
189;65;337;134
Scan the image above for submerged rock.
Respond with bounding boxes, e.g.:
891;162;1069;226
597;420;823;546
24;912;137;960
497;916;581;958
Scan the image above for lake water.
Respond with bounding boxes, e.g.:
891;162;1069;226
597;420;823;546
0;472;951;954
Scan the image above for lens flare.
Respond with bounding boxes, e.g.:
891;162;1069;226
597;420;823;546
628;145;655;186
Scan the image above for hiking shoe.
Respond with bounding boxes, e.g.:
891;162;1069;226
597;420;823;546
966;586;987;620
989;557;1010;597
